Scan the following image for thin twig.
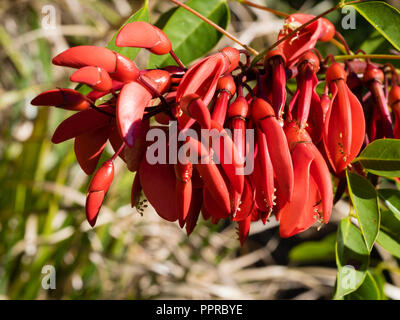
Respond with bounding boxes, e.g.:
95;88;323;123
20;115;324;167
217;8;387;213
239;0;289;18
168;0;259;55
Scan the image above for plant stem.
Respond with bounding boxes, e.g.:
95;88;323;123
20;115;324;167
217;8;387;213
335;54;400;61
334;31;352;55
238;0;289;18
329;38;347;54
169;50;186;69
168;0;259;56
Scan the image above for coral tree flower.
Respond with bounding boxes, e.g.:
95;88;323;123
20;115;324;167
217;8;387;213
288;51;324;143
323;62;365;174
278;14;335;67
280;121;333;238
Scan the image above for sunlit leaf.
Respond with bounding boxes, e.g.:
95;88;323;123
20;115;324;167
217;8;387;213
356;139;400;177
346;171;380;251
334;218;369;299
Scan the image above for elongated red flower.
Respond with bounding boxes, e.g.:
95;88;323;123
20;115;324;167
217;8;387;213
323;62;365;174
389;85;400;139
288;51;324;143
251;98;294;204
211;75;236;125
363;64;393;139
176;47;240;130
185;137;231;215
175;161;193;227
264;49;287;118
86;160;115;227
31;88;91;111
280;122;333;238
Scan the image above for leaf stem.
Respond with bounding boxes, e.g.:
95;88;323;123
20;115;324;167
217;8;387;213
335;54;400;61
169;50;186;69
168;0;259;56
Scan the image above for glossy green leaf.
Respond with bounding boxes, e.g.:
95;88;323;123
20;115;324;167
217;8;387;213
356;139;400;177
289;233;336;263
377;231;400;258
148;0;230;68
350;1;400;51
346;171;380;252
345;271;381;300
376;206;400;258
106;0;149;60
378;189;400;219
334;218;369;299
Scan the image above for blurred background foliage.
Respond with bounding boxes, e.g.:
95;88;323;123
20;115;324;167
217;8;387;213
0;0;399;300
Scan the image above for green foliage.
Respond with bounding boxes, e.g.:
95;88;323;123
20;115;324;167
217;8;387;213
148;0;230;68
345;271;381;300
356;139;400;177
346;171;380;252
334;218;369;299
349;1;400;51
376;194;400;258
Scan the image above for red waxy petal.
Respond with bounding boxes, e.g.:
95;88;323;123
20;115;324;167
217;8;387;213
279;143;318;238
52;105;114;144
52;46;139;82
31;88;90;111
116;21;172;55
139;160;178;222
70;66;112;92
74;125;112;175
86;160;115;227
117;82;152;148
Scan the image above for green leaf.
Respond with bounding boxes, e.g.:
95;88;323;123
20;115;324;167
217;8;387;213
106;0;149;60
148;0;230;68
375;205;400;258
289;233;336;263
378;189;400;219
377;231;400;258
356;139;400;177
345;271;381;300
349;1;400;51
346;171;380;252
334;218;369;299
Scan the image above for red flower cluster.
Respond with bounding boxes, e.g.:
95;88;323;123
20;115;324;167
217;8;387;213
31;14;400;243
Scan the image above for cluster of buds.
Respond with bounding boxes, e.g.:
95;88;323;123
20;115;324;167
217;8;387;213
31;14;400;243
